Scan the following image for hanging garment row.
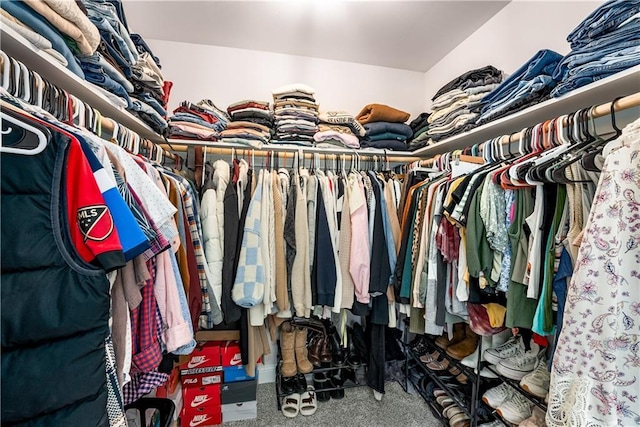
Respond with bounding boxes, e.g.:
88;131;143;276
1;91;198;425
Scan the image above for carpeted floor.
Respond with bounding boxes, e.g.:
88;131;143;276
222;380;440;427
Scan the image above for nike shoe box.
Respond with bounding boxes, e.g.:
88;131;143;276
181;368;223;387
220;341;242;367
180;342;222;376
223;365;257;383
182;407;222;427
221;379;258;404
222;400;257;423
182;384;222;426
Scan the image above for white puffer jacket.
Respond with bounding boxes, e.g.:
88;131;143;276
200;160;230;307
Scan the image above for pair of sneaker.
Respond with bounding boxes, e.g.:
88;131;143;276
482;383;532;424
484;336;543;380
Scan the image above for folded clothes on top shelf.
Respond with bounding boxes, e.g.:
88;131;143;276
431;65;503;101
319;111;366;137
356;103;410;125
314;124;360;149
272;83;319;145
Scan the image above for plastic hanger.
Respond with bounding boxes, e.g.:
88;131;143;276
1;107;50;155
581;97;623;171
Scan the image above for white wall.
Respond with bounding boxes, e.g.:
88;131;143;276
423;0;604;106
148;39;427;119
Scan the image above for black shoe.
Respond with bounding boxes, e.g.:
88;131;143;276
294;372;307;393
281;375;296;395
329;326;347;367
313;373;330;402
329;376;345;400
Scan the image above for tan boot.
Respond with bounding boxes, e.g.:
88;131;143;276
280;322;297;377
446;325;479;360
435;322;466;349
294;327;313;374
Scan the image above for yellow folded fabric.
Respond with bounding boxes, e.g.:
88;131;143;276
482;303;507;328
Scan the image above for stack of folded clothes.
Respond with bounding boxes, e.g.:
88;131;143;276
272;84;319;146
314;111;363;148
167;100;228;141
407;112;431;150
356;104;412;150
552;0;640;98
476;50;564;125
0;0;172;135
426;66;503;142
221;100;273;148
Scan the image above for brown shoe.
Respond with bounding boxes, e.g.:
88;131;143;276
308;335;323;367
435;323;466;349
446;325;478;360
280;322;297;377
295;327;314;374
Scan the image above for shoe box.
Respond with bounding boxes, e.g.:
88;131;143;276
182;407;222;427
180;342;223;377
221;379;258;422
182;384;222;426
223;365;258;383
220;340;260;382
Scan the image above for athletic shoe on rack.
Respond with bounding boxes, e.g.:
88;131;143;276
496;393;532;425
520;358;550;398
495;343;541;380
484;335;525;366
478;421;503;427
482;383;516;409
518;407;546;427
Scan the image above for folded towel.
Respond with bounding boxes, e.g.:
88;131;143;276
356;104;410;124
364;122;413;138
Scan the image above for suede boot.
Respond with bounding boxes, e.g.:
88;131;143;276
435;322;466;350
280;322;297;377
446;325;478;360
295;327;314;374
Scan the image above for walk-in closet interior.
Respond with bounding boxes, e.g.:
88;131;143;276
1;1;639;426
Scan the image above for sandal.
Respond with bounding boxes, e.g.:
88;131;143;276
282;393;300;418
299;386;318;416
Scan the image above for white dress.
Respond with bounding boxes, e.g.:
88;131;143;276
547;119;640;427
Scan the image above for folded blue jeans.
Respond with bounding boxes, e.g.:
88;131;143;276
130;34;161;68
479;49;563;109
1;0;84;78
81;64;132;108
85;0;138;61
135;93;167;117
479;75;554;122
89;15;137;65
130;98;168;129
551;56;640;98
171;113;225;132
78;52;134;92
567;0;640;48
99;31;133;77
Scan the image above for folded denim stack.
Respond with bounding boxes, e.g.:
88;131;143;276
168;101;228;141
407;113;431;150
425;66;503;142
552;0;640;98
272;84;319;146
476;50;564;125
356;104;411;150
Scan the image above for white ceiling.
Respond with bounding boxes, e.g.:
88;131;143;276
124;1;510;72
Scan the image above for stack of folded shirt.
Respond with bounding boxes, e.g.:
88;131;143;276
407;113;431;150
272;84;319;146
426;66;503;142
356;104;411;150
168;101;227;141
221;100;273;148
552;0;640;98
476;50;563;125
314;124;360;149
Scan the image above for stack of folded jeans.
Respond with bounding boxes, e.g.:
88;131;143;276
356;103;411;150
552;0;640;98
425;66;503;142
222;99;273;148
272;84;319;146
407;113;431;150
168;101;227;141
314;123;360;149
476;50;564;125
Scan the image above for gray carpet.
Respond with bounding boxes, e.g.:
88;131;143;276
222;381;440;427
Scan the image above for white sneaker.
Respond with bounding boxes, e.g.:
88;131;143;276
482;383;515;409
484;336;525;366
478;421;502;427
496;393;532;424
520;358;550;398
496;344;541;380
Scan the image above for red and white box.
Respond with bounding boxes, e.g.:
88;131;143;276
180;342;221;376
181;369;223;387
220;341;242;367
182;384;222;426
181;407;222;427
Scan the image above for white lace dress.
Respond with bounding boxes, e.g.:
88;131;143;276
547;119;640;427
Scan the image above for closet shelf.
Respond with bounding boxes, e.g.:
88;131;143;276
415;65;640;157
0;26;165;144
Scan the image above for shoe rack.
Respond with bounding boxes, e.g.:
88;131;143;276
482;362;548;415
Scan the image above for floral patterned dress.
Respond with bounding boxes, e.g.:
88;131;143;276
547;119;640;427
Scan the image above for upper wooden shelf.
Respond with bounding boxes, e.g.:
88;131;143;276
414;65;640;157
1;26;165;144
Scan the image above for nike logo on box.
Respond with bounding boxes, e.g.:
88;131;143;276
190;415;212;427
191;395;213;408
188;356;209;368
230;353;243;366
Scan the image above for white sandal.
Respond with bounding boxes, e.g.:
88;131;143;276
299;386;318;416
282;393;300;418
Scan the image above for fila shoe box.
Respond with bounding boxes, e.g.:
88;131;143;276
180;342;223;385
221;379;258;422
182;384;222;426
